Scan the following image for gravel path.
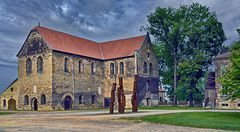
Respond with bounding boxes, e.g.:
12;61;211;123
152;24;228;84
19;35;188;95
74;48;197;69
0;110;238;132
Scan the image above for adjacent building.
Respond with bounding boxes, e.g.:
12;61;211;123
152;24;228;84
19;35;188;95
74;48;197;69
205;52;240;109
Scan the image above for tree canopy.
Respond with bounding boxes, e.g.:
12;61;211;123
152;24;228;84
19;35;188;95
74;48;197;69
219;30;240;99
143;3;226;106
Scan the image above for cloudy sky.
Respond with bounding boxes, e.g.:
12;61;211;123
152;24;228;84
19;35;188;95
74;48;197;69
0;0;239;92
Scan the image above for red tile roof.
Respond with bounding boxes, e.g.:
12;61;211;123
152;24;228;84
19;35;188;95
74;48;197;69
33;26;146;60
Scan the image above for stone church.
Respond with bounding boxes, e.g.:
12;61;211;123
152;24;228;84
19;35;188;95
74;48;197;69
0;26;160;111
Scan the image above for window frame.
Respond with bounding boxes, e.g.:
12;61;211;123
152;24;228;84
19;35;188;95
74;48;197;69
41;94;46;105
26;58;32;75
110;63;115;75
24;95;29;105
37;56;43;74
64;58;69;73
144;62;148;74
120;62;124;75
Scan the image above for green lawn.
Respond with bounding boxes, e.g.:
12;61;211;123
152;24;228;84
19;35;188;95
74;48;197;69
138;112;240;131
138;106;207;110
0;112;14;115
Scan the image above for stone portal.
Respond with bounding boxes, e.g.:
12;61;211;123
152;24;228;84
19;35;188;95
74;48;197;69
64;96;72;110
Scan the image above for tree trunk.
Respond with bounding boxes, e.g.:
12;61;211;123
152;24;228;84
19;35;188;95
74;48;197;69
189;90;194;107
189;80;196;107
173;58;178;106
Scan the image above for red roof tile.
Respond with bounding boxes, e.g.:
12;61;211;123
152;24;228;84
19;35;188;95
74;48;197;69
33;26;145;60
100;36;145;60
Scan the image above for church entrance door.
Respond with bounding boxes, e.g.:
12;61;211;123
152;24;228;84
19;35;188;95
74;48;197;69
8;99;16;110
31;98;38;111
64;96;72;110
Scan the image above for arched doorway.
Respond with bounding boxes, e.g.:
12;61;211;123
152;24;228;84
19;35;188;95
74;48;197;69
64;96;72;110
31;98;38;111
8;99;16;110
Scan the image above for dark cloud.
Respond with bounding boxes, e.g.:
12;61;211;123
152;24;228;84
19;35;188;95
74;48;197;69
0;0;239;92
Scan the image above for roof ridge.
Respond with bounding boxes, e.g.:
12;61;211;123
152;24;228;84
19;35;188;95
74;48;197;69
30;26;145;60
33;26;98;44
100;35;146;44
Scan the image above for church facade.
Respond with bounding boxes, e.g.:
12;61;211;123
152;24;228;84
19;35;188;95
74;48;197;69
0;26;160;110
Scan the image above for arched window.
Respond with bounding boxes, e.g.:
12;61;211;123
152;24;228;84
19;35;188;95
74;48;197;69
41;94;46;105
147;52;150;58
149;63;153;75
26;58;32;75
78;60;82;73
64;58;69;72
91;95;96;104
91;62;95;75
79;95;83;104
37;56;43;73
3;99;6;107
120;62;124;74
110;63;115;75
146;80;150;91
82;64;85;73
24;95;29;105
144;62;147;74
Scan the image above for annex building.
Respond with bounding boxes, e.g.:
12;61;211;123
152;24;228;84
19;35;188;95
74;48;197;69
0;26;160;110
205;52;240;109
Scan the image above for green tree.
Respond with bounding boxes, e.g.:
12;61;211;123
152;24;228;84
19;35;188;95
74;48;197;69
143;3;225;106
219;30;240;99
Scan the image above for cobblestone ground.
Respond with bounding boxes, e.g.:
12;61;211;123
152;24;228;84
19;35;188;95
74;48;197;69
0;110;238;132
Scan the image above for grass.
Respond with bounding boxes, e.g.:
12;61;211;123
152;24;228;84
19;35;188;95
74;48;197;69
136;112;240;131
0;112;15;115
138;106;208;110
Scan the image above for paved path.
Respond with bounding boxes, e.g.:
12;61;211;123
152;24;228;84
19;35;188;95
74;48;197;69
0;110;239;132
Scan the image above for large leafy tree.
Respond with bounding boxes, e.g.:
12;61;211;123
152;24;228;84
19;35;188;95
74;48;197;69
143;3;225;106
219;30;240;99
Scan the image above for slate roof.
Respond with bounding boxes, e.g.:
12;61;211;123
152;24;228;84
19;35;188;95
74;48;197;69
33;26;146;60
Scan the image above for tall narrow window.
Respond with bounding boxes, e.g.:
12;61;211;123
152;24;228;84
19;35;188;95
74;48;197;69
24;95;29;105
147;52;150;58
91;62;95;75
110;63;115;75
79;95;83;104
78;60;82;73
26;58;32;75
144;62;147;74
91;95;96;104
64;58;69;72
41;94;46;105
3;99;6;107
149;63;153;75
37;56;43;74
146;80;150;91
120;62;124;74
82;64;85;74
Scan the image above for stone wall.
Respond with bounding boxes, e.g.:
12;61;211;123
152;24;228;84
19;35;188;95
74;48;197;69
52;51;105;110
17;51;53;110
103;57;135;108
